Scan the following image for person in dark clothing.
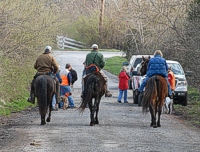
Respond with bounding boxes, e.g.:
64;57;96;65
69;68;78;85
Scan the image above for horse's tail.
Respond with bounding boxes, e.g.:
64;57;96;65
142;76;158;113
78;75;95;113
38;76;48;116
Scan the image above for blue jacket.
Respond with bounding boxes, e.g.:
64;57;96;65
56;72;62;84
146;54;168;77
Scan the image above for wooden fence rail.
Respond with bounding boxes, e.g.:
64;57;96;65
57;36;85;49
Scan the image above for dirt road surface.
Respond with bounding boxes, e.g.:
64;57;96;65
1;71;200;152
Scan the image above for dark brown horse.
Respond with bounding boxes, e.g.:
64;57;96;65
139;56;151;76
34;75;58;125
78;72;106;126
140;57;168;128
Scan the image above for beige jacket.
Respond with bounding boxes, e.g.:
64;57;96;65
34;53;59;73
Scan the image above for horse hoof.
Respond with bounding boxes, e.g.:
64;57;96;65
95;121;99;124
41;122;46;125
46;118;51;122
90;123;95;126
153;125;157;128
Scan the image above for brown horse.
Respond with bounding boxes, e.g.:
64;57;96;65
139;56;151;76
140;57;168;128
34;75;58;125
78;72;106;126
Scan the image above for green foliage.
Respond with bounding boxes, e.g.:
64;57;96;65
0;0;68;113
0;56;34;102
65;14;100;47
104;56;128;76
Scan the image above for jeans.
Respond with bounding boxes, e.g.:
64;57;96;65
60;85;75;107
52;94;56;108
138;76;172;96
117;89;128;102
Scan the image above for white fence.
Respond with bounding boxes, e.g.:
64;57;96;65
56;36;85;50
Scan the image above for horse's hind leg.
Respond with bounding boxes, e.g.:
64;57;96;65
149;106;157;128
95;100;100;124
157;106;162;127
41;115;46;125
89;100;95;126
46;100;52;122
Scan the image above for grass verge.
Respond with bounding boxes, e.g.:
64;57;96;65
0;93;36;116
104;56;128;75
105;56;200;128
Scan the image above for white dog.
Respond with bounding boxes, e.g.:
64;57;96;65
162;97;173;114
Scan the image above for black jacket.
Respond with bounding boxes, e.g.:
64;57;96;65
69;68;78;85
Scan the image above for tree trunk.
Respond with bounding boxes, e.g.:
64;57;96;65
99;0;105;42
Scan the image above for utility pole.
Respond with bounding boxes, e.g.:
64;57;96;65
99;0;105;41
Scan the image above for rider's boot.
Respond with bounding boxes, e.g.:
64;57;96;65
105;82;112;97
27;79;35;104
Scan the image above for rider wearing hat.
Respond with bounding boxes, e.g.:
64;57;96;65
137;50;172;98
34;46;59;74
83;44;112;97
27;46;59;103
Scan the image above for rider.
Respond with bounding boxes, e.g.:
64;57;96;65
27;46;59;103
137;50;172;98
83;44;112;97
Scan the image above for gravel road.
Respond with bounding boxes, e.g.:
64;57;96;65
1;71;200;152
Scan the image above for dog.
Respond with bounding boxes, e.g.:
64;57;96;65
61;92;72;110
162;97;173;114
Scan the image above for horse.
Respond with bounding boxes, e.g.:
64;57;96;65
140;57;168;128
139;56;151;76
34;75;59;125
78;71;106;126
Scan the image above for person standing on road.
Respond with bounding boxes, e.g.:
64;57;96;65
60;63;76;109
69;67;78;91
52;69;62;111
137;50;172;98
117;66;130;103
83;44;112;97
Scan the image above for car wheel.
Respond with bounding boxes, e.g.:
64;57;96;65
133;89;138;104
182;92;188;106
128;79;133;89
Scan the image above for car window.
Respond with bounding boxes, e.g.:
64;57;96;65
133;58;143;68
167;63;184;75
130;56;136;65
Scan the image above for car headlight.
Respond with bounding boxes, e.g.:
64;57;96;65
177;81;187;86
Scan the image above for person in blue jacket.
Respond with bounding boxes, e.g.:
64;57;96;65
52;70;62;111
137;50;172;98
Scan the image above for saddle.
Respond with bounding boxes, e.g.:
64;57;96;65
86;64;99;75
33;72;60;95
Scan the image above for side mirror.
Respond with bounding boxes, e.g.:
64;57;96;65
185;71;193;77
123;62;129;66
132;71;139;76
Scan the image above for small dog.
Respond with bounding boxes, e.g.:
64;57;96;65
162;97;173;114
61;92;72;110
